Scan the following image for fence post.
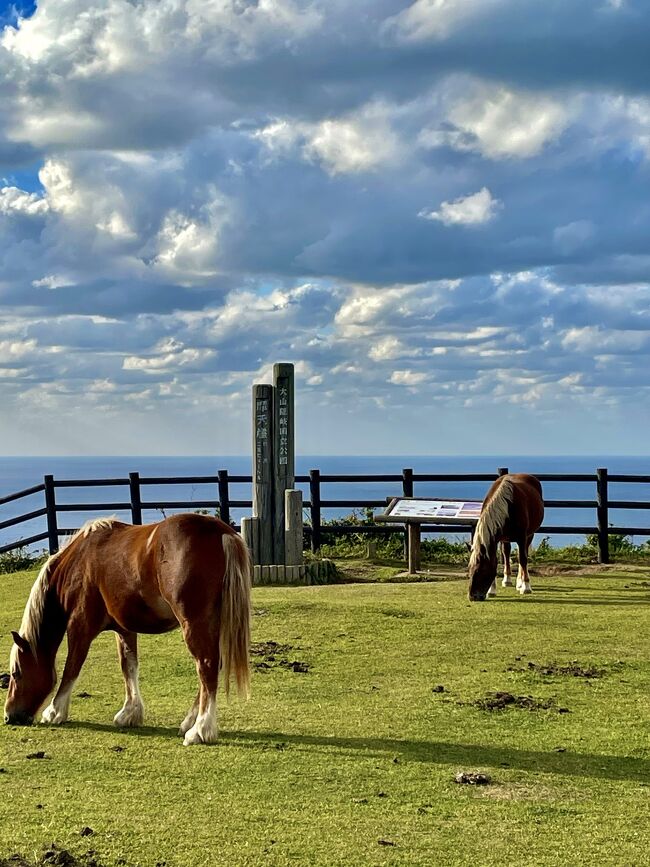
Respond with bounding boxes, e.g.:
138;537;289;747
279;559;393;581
402;468;414;498
43;474;58;554
218;469;231;526
309;469;321;553
402;467;414;561
129;472;142;525
596;467;610;564
498;466;509;477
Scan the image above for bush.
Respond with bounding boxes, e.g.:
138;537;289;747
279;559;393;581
312;515;650;565
0;547;47;575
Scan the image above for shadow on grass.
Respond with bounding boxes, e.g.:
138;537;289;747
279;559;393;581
60;721;650;783
65;720;180;739
493;595;650;607
220;729;650;784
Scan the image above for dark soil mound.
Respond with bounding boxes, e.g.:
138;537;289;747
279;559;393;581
454;771;492;785
470;691;568;712
1;845;102;867
250;641;310;674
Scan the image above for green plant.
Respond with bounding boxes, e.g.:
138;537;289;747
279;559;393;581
0;547;47;574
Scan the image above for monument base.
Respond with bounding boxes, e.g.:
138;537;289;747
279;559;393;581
252;560;337;586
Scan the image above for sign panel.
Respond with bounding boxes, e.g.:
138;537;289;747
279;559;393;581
380;498;482;523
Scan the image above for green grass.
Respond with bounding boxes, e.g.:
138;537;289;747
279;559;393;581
1;566;650;866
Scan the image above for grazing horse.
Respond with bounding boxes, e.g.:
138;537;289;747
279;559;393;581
468;473;544;602
4;513;251;745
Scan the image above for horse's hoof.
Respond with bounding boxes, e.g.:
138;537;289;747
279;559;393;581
502;579;513;587
41;704;67;725
519;585;532;595
113;705;144;727
179;714;198;736
486;589;497;598
183;722;218;746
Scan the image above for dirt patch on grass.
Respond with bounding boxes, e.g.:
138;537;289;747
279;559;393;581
250;641;310;674
508;659;623;678
468;691;568;713
378;607;420;619
525;661;604;678
454;771;492;785
0;846;103;867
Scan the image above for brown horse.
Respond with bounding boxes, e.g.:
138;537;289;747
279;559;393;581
468;473;544;602
4;513;251;745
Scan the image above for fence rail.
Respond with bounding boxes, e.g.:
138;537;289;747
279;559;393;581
2;466;650;563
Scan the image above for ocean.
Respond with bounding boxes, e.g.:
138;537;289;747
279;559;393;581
2;455;650;552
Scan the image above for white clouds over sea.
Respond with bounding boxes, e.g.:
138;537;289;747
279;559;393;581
1;0;649;454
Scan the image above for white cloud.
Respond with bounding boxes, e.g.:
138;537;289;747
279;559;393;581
369;336;420;361
0;186;49;217
123;338;216;373
441;83;570;159
255;103;400;175
420;187;501;226
386;0;506;42
155;194;229;277
32;274;74;289
304;110;399;175
390;369;429;386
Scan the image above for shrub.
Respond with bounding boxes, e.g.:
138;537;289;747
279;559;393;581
0;547;47;574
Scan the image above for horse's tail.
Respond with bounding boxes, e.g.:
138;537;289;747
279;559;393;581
219;532;252;699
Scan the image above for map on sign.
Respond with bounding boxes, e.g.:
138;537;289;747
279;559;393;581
381;498;483;523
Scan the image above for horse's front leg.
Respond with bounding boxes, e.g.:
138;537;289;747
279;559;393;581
517;534;534;595
113;631;145;727
501;541;513;587
41;619;94;725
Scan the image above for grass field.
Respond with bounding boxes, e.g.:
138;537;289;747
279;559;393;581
1;564;650;866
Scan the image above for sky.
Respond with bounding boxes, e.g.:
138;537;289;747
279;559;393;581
0;0;649;456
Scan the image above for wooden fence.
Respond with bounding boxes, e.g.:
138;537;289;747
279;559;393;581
2;466;650;565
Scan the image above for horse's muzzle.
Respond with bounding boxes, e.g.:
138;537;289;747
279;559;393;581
468;593;487;602
4;710;34;726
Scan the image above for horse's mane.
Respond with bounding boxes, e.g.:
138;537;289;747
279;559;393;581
469;478;513;568
11;517;121;668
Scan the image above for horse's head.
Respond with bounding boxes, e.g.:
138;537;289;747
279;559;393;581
4;631;56;725
468;544;498;602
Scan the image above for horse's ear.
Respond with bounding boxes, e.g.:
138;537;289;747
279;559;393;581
11;631;30;653
465;542;472;552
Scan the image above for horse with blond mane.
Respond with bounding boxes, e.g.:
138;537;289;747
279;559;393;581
4;513;251;745
468;473;544;602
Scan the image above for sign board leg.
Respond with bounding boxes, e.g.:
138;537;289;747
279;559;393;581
408;523;421;575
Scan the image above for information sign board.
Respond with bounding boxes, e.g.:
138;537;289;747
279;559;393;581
378;497;482;524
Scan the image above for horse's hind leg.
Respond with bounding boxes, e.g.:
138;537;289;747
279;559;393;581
180;621;220;746
113;631;145;727
179;691;200;736
517;535;534;595
501;542;513;587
